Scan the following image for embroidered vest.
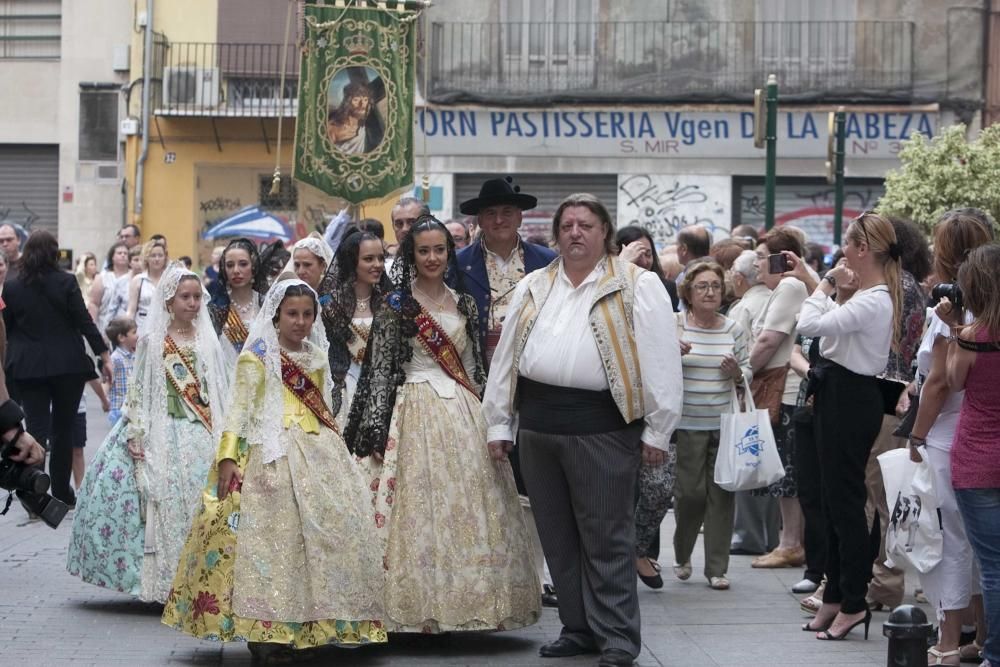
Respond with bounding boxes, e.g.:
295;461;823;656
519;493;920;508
509;256;644;424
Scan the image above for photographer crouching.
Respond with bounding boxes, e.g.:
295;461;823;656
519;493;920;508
935;243;1000;667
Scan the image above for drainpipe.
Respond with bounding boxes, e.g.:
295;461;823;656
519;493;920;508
134;0;154;225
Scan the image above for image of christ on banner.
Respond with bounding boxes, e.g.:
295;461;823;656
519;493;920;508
295;3;416;203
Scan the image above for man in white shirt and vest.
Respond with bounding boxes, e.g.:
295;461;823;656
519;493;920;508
483;193;683;667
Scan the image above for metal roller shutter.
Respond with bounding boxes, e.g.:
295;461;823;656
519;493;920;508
454;173;618;222
0;145;59;238
734;177;884;249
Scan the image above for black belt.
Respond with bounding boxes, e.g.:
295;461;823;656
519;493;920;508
517;376;633;435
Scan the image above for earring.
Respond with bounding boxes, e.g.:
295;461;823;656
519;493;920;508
168;309;174;323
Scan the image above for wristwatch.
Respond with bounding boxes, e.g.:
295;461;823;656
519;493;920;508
822;274;837;288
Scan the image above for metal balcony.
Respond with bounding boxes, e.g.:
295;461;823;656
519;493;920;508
429;20;916;104
151;40;299;117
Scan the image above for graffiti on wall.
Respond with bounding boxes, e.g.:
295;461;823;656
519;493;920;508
0;202;39;242
739;184;884;249
617;174;731;247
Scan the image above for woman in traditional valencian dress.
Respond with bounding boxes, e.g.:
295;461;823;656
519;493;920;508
317;229;391;425
346;216;540;633
207;238;268;371
162;279;386;660
68;266;229;603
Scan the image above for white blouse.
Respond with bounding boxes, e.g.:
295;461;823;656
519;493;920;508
797;285;892;376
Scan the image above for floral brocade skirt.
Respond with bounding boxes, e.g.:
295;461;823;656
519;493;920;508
161;429;387;647
67;415;214;603
357;380;541;633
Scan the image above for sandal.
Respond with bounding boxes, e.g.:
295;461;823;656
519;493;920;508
708;575;730;590
673;561;692;581
958;640;983;663
800;593;822;615
927;647;960;666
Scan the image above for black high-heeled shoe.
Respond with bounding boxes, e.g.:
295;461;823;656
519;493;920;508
815;610;872;641
802;617;832;632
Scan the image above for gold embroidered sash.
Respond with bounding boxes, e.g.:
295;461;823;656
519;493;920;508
348;321;370;366
279;351;338;432
413;307;477;396
222;307;249;351
163;335;212;431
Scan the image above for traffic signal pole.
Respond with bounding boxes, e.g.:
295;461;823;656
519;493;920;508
764;74;778;231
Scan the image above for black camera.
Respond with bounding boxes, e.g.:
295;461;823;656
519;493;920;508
931;282;963;312
0;432;69;529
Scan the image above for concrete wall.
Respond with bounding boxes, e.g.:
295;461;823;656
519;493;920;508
57;0;132;258
0;61;60;143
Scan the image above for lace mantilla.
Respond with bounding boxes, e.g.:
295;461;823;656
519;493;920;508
226;278;333;465
344;288;486;458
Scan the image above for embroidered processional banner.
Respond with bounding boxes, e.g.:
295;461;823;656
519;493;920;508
294;2;417;203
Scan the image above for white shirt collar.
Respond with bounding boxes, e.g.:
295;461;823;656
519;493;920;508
557;257;607;289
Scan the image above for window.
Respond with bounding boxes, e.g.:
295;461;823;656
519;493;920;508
502;0;595;69
258;174;297;210
79;89;119;162
0;0;61;59
754;0;858;88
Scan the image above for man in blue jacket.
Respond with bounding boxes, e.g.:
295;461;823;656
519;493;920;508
456;177;557;370
456;176;558;608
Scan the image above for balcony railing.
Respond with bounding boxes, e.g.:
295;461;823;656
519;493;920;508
152;40;299;116
430;20;915;104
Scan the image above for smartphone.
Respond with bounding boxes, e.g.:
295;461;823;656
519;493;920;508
767;253;787;274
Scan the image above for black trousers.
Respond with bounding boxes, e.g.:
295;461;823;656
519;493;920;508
813;365;883;614
17;374;86;504
794;405;826;584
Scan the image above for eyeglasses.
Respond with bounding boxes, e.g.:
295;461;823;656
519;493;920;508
692;281;723;294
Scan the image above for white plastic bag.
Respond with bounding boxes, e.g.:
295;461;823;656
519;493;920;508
714;388;784;492
878;447;943;574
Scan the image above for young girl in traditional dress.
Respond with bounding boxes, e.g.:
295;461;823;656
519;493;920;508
68;266;229;603
207;238;268;372
162;279;386;660
317;229;390;425
346;216;540;633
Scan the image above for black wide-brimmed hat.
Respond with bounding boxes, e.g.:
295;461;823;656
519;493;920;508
459;177;537;215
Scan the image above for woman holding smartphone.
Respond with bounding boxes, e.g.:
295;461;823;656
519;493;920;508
796;212;902;641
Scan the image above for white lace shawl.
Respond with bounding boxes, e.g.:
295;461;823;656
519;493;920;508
228;278;333;465
281;235;334;277
124;264;230;501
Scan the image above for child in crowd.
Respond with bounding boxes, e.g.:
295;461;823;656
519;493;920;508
72;378;110;490
106;317;137;426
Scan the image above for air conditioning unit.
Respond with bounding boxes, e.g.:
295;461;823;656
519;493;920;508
162;67;220;108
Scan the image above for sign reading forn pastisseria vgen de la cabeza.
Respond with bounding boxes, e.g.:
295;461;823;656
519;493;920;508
294;3;416;203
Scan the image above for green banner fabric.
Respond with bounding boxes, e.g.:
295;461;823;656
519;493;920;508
294;3;417;203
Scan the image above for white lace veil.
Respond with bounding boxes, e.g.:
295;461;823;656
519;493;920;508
125;263;230;501
281;235;334;278
228;278;333;465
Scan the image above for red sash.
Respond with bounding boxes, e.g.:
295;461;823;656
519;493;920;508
163;335;213;431
413;307;477;396
279;351;339;432
222;307;249;351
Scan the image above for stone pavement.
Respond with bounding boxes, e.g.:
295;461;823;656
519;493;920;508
1;401;932;666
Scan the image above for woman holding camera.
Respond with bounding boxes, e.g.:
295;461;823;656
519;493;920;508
907;209;993;665
936;243;1000;667
797;212;901;641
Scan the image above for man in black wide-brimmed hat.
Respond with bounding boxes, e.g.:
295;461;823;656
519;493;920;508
456;177;557;367
455;175;558;607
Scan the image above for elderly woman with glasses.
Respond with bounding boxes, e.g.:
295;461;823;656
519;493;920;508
672;259;752;591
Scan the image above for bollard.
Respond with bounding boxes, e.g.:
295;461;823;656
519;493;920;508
883;604;934;667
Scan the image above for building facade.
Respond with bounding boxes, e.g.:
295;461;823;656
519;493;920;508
119;0;986;261
0;0;130;259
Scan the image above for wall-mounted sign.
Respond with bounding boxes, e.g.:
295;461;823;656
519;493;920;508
417;108;937;160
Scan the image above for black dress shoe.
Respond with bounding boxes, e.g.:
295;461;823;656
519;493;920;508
538;637;597;658
598;648;635;666
541;584;559;608
637;558;663;589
